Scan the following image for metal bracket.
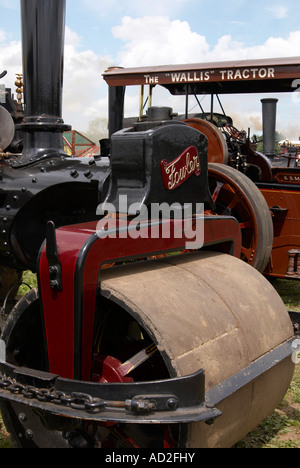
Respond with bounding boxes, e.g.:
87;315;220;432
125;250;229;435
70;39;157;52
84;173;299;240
125;394;178;414
0;363;221;424
270;205;288;215
46;221;62;291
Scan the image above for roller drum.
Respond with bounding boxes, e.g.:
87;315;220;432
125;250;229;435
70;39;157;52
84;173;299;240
100;251;295;448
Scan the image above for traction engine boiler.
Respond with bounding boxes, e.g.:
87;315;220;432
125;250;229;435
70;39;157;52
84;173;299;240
0;0;296;448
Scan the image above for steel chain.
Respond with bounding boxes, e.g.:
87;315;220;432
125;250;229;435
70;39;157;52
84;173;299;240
0;373;106;411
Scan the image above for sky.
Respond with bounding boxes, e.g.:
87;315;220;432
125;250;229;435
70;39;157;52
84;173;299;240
1;0;300;138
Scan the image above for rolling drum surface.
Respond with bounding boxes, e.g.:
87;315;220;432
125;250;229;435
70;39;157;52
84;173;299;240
100;251;295;448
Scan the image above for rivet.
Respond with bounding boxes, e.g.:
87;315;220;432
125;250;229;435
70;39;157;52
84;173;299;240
49;280;59;289
70;170;78;178
19;413;27;423
25;429;34;440
167;398;178;410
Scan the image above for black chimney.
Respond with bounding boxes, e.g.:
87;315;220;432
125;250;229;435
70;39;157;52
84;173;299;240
17;0;71;164
261;98;278;159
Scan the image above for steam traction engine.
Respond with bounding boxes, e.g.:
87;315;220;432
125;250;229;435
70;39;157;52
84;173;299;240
0;0;297;448
102;59;300;280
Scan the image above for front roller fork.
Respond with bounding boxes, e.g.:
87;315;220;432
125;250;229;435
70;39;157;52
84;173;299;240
0;218;297;448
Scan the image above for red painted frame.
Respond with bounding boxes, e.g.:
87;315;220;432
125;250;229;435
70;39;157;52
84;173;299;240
38;216;241;381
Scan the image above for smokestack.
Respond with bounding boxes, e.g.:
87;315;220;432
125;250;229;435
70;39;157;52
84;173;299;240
18;0;71;164
261;98;278;159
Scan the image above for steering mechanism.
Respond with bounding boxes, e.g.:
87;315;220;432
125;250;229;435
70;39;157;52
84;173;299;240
224;124;246;143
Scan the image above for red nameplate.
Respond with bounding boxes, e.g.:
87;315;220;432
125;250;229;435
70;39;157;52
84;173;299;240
161;146;201;191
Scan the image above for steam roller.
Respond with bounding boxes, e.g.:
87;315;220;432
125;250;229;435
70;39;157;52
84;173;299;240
0;0;296;449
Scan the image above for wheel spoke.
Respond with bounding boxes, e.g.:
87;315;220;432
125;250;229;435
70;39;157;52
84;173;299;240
226;192;240;213
239;221;252;229
212;181;224;202
241;246;255;263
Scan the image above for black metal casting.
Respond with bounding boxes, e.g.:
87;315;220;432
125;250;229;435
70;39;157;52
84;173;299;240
101;110;214;214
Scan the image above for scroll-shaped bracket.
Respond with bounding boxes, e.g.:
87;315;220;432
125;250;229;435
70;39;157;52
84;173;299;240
46;221;62;291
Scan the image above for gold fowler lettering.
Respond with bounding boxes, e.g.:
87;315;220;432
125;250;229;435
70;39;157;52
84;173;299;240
161;146;201;191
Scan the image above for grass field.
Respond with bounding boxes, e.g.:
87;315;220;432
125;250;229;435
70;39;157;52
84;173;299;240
0;276;299;448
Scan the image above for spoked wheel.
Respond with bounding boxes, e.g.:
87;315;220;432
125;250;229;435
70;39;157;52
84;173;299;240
208;163;273;272
0;289;180;448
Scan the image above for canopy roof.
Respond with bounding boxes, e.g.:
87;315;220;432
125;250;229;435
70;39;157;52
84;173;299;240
103;57;300;95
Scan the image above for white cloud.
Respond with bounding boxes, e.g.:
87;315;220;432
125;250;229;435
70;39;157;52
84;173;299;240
265;5;289;19
0;0;18;10
62;28;114;129
0;39;22;90
113;16;300;67
65;26;82;48
113;16;210;66
207;31;300;62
